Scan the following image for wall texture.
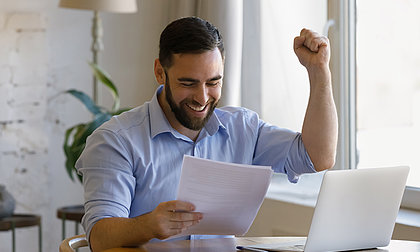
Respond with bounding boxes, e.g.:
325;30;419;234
1;1;238;250
0;1;166;251
0;12;53;251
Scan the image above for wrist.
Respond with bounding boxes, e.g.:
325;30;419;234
134;213;156;242
307;65;331;88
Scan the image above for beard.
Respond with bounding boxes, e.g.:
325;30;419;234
164;76;218;131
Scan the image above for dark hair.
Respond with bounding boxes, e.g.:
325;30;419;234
159;16;224;69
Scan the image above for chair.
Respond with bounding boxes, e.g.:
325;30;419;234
59;234;88;252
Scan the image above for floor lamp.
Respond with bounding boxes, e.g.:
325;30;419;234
59;0;137;104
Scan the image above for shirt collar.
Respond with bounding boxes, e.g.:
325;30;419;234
149;85;175;139
203;109;227;136
149;85;227;139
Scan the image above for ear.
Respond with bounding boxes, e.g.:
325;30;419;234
154;59;165;84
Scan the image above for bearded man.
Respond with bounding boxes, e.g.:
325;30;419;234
77;16;338;252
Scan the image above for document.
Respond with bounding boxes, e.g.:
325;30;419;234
237;239;307;252
174;155;273;237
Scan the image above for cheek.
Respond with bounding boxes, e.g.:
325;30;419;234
172;89;191;104
210;87;222;101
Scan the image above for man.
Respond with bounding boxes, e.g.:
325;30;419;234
77;16;338;251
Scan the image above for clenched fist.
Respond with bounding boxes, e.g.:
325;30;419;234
294;28;330;72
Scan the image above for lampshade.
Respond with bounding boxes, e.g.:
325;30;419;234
59;0;137;13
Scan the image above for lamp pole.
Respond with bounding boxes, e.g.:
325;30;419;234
59;0;137;104
91;10;104;105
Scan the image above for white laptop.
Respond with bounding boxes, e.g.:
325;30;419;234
240;166;409;252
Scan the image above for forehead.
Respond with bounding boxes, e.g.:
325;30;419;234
168;49;224;77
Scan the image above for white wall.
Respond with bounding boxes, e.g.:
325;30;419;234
0;1;166;251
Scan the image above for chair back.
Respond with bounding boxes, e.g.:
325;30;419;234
59;234;88;252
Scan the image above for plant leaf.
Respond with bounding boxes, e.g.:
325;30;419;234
63;113;111;184
66;89;102;115
63;124;84;181
71;113;111;148
88;62;120;112
62;63;131;184
76;171;83;183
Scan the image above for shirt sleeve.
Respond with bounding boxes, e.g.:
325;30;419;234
252;119;316;183
76;128;136;243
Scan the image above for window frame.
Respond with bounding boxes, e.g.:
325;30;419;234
328;0;357;172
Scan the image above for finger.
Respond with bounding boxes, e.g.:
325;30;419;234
300;29;317;50
163;200;196;212
293;36;305;53
300;28;321;39
296;29;318;53
300;28;315;48
300;29;329;53
169;219;200;230
303;35;319;52
300;28;310;37
157;228;184;239
310;37;329;52
151;216;199;240
170;211;203;221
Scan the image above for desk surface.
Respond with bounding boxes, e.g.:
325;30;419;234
103;236;420;252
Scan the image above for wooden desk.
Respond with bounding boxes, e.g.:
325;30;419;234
103;237;420;252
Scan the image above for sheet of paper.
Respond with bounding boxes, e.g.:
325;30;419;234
174;155;273;237
242;239;307;252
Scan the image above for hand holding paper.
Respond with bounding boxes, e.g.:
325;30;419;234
173;155;273;238
147;200;203;240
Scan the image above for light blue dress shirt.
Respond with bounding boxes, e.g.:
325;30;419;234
76;85;316;242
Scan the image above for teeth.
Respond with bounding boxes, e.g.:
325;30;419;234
187;104;206;112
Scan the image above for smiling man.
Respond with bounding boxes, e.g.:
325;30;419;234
157;49;223;139
76;17;338;251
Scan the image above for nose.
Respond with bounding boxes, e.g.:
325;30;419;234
193;84;209;106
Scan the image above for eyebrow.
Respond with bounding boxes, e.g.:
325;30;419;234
177;75;223;83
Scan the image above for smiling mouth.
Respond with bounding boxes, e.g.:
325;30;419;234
186;103;207;112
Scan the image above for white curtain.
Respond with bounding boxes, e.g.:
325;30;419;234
196;0;243;107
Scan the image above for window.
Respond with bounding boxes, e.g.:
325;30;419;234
356;0;420;187
329;0;420;210
355;0;420;208
244;0;420;210
259;0;327;131
242;0;328;200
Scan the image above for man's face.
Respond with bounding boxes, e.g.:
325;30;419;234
162;49;224;131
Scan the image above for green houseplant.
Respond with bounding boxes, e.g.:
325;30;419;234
63;63;130;183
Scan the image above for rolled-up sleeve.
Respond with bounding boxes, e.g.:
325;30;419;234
76;129;136;242
253;120;316;183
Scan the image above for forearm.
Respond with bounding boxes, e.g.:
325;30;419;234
89;214;154;252
89;200;202;252
301;67;338;171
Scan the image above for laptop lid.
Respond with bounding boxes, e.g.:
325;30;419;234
304;166;409;252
